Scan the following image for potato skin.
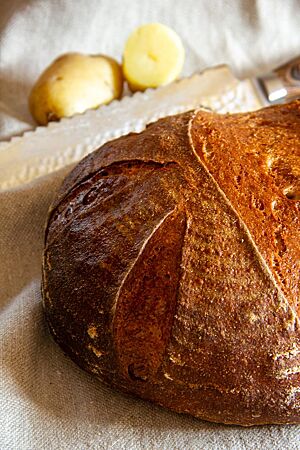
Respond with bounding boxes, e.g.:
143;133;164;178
43;102;300;426
29;53;123;125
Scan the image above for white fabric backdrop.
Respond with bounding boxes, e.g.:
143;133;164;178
1;1;300;449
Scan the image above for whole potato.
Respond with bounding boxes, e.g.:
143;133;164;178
29;53;123;125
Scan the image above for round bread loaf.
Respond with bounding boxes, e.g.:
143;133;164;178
42;100;300;426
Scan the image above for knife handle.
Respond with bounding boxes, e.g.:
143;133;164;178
258;56;300;103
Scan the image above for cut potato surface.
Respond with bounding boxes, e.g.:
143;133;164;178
123;23;185;91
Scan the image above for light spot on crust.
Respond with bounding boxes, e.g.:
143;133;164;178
169;354;185;366
283;309;298;332
44;290;53;307
48;322;57;337
277;365;300;379
271;199;279;212
248;311;259;323
87;325;98;339
281;365;300;377
164;372;173;381
285;387;300;407
88;344;103;357
273;344;300;361
265;154;276;171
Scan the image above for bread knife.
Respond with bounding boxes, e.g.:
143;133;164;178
0;57;299;191
252;56;300;105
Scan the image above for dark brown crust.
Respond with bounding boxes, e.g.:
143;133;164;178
42;102;300;426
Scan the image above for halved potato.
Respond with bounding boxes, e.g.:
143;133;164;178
123;23;185;92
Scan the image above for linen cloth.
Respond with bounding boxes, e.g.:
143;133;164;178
1;1;300;449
